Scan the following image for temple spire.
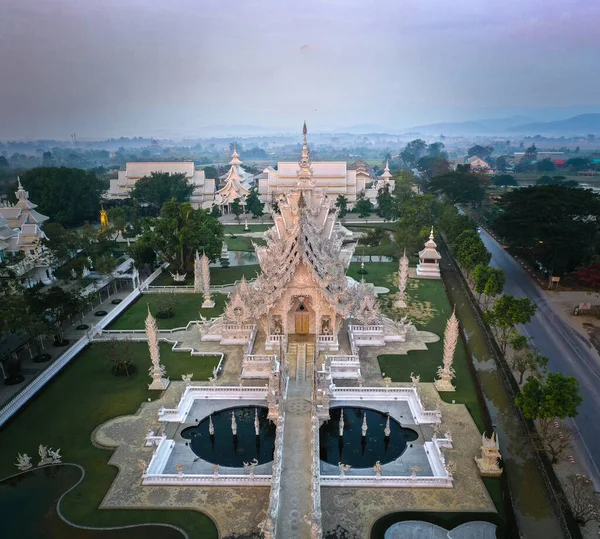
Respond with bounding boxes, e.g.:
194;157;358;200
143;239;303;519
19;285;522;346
297;121;314;187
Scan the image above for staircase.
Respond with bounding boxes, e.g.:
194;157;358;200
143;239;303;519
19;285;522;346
286;342;298;380
296;344;306;382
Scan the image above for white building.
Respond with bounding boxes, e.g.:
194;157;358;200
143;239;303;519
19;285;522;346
107;162;215;208
213;146;253;213
0;179;53;285
257;124;370;210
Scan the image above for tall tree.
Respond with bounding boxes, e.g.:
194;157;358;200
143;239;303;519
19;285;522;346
452;230;491;274
355;197;373;218
19;167;108;226
493;174;517;189
495;186;600;275
428;169;488;205
27;286;84;344
401;139;428;166
335;194;348;218
485;295;537;354
138;200;223;271
245;187;264;218
467;144;493;160
130;172;193;210
376;184;396;221
508;333;548;385
231;197;244;224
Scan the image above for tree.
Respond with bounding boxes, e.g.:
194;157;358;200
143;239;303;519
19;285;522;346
428;170;488;205
0;156;9;167
355;197;373;218
130;172;193;210
563;474;600;525
453;230;491;274
231;197;244;224
245;187;264;219
467;145;493;160
495;156;508;173
482;268;506;308
516;373;583;457
394;194;438;254
27;286;83;345
509;333;548;384
495;186;600;275
128;238;156;272
573;262;600;292
138;200;223;271
493;174;517;189
485;294;537;354
401;139;428;166
202;166;219;179
19;167;108;226
438;206;475;245
536;158;556;173
41;222;82;268
428;142;446;157
565;157;589;172
376;184;396;220
530;421;576;465
335;195;348;218
106;339;135;376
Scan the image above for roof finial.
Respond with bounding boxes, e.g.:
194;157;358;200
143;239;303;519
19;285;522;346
303;121;307;140
430;226;434;240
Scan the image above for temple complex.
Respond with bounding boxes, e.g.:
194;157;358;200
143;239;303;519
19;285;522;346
257;124;370;211
107;161;215;208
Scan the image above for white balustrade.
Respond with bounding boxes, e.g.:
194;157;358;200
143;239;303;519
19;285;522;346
320;475;452;487
142;473;272;486
349;324;384;334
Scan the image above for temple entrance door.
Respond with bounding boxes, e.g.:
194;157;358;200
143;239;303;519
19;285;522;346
295;313;309;333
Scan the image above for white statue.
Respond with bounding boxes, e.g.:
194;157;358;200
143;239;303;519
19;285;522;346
435;308;458;392
475;432;503;477
410;372;420;386
243;458;258;478
48;448;62;464
383;376;392;388
208;376;217;386
137;459;148;476
181;373;193;384
373;460;382;477
15;453;32;471
384;414;391;437
175;463;184;475
37;445;53;466
338;409;345;436
194;250;202;294
212;464;219;477
361;412;368;437
254;408;260;436
200;252;214;308
209;415;215;435
170;271;187;282
397;249;409;307
410;465;421;477
338;462;351;477
231;411;237;436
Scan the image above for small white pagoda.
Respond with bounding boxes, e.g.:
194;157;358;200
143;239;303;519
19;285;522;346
214;145;251;213
416;227;441;279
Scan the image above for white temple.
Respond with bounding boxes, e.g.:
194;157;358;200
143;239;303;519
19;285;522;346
213;145;252;213
0;178;52;285
107;162;215;209
257;123;370;211
416;227;442;279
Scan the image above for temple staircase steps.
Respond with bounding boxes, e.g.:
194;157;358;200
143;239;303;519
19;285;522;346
286;343;298;380
296;344;306;383
305;343;315;381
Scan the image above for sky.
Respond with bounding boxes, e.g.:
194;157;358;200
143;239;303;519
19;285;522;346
1;0;600;139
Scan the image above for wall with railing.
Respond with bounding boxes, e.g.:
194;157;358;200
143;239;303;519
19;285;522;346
320;475;452;488
158;385;269;422
264;410;285;537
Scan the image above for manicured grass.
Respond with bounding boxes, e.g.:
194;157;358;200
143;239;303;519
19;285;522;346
151;271;194;287
377;277;486;432
222;224;271;234
107;293;227;330
346;222;397;232
0;343;220;538
347;262;398;292
210;264;262;285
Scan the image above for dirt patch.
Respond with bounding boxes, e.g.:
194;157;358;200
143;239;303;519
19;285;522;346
379;279;438;326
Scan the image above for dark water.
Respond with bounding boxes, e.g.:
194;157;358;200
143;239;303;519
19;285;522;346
181;406;276;467
319;407;418;468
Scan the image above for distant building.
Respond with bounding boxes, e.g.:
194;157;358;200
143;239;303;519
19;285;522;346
257;124;370;210
213;146;253;213
107;162;215;208
466;156;493;173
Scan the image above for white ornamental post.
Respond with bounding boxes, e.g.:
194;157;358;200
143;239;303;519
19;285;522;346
194;250;201;294
434;308;458;392
146;307;169;390
397;249;409;307
200;252;215;308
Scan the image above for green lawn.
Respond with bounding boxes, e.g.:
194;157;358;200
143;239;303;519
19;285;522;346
107;293;227;330
225;235;266;251
0;343;220;538
211;264;262;285
377;276;486;432
347;262;398;292
221;224;271;234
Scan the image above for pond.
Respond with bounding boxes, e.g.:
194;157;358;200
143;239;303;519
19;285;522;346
319;407;418;468
181;406;276;467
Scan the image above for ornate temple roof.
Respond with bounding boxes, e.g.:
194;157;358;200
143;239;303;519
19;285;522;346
419;227;442;260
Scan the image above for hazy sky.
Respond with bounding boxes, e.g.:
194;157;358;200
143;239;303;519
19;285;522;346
1;0;599;139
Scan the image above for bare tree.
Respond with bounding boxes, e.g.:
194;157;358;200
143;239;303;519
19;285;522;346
563;474;600;526
105;339;135;376
530;421;576;464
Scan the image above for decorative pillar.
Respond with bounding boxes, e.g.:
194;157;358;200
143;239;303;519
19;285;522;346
434;308;458;392
146;307;169;390
194;250;201;294
200;252;215;308
397;249;409;307
475;432;503;476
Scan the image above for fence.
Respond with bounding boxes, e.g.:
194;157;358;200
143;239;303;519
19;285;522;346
320;475;452;488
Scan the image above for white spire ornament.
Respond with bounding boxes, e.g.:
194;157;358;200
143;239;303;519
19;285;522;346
397;248;409;308
297;122;314;188
434;308;458;392
200;252;215;308
146;307;169;390
194;250;202;294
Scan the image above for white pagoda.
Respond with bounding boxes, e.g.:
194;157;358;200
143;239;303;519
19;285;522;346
416;227;442;279
214;145;252;213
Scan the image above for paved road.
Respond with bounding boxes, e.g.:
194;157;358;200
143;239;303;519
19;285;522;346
479;228;600;487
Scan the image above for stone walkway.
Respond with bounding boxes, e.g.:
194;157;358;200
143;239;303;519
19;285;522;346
384;520;497;539
276;379;314;538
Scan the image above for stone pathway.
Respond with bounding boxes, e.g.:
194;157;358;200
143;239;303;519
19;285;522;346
276;380;314;538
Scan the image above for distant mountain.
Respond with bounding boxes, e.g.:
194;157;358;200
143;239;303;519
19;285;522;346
407;116;534;136
507;114;600;135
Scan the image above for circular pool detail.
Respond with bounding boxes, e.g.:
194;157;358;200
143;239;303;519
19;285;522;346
180;406;275;467
319;407;418;468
